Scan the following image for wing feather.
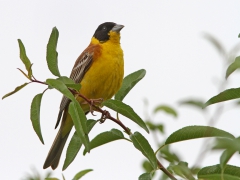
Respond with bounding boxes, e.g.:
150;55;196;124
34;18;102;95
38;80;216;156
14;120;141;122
54;51;93;128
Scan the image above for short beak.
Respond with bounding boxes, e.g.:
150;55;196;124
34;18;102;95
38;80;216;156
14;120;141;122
112;24;124;33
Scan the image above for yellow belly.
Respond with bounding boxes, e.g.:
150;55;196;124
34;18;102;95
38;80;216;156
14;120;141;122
77;41;124;111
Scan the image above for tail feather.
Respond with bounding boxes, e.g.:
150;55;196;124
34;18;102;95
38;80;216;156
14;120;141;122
43;108;88;169
43;127;71;169
43;110;73;170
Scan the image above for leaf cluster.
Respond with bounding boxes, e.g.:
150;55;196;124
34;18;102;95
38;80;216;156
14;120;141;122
3;29;240;180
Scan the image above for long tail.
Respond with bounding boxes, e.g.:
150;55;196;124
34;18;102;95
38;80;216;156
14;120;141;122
43;111;73;170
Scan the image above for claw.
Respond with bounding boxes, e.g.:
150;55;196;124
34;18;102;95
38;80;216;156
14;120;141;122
81;98;104;116
100;110;110;123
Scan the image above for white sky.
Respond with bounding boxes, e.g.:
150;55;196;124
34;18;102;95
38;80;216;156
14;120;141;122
1;1;240;179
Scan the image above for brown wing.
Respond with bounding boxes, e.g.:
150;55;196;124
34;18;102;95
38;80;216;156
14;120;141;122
54;50;93;128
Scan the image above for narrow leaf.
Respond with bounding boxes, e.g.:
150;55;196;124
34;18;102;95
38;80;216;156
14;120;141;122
165;126;234;145
220;149;236;169
139;173;152;180
153;105;177;117
83;129;125;155
213;138;240;151
102;99;149;133
62;120;97;170
205;88;240;107
142;160;154;173
27;63;33;78
17;39;32;78
57;76;75;84
145;121;164;133
57;76;81;91
179;99;205;109
65;84;81;91
2;82;29;99
159;146;180;163
17;68;30;80
203;33;226;56
198;164;240;179
130;132;157;170
68;102;90;152
30;93;44;144
73;169;93;180
226;56;240;79
115;69;146;101
46;27;61;77
63;131;82;171
46;79;75;101
168;162;195;180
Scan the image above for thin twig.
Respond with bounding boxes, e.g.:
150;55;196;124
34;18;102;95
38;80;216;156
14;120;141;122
30;78;178;179
70;89;131;135
157;160;177;180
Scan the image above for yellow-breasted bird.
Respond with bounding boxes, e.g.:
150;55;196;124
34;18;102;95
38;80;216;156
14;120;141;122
43;22;124;169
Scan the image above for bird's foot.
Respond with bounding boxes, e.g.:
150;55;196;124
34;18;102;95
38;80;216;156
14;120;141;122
82;98;104;116
100;110;110;123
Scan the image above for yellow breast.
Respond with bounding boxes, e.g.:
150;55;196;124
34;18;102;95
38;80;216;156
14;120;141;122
78;31;124;108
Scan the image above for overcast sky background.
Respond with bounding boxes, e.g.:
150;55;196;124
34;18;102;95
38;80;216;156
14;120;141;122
1;1;240;179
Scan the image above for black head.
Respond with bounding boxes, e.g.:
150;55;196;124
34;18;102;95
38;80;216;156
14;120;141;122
93;22;116;42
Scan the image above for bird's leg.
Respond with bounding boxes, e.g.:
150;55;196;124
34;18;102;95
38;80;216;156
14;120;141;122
82;98;104;116
100;110;110;123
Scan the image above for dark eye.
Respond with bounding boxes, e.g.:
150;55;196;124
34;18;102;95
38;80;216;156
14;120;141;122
102;26;107;31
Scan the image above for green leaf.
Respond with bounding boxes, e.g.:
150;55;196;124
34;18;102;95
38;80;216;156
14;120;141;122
46;78;90;151
213;137;240;152
142;160;154;173
83;129;125;155
205;88;240;107
198;164;240;180
130;132;157;170
145;121;164;133
165;126;234;145
46;27;61;77
62;120;97;170
17;39;32;78
115;69;146;101
63;131;82;171
68;102;90;152
46;78;75;101
168;162;195;180
179;99;205;109
57;76;81;91
2;82;29;99
203;33;226;56
72;169;93;180
220;149;236;169
102;99;149;133
65;83;81;91
17;68;30;80
30;93;44;144
138;173;152;180
45;178;59;180
57;76;75;84
159;146;180;163
153;105;177;117
226;56;240;79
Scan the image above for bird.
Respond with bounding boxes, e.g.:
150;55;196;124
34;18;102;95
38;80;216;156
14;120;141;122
43;22;124;169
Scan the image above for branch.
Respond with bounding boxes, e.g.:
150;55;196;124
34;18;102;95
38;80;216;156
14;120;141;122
157;160;177;180
71;89;132;135
29;77;131;135
29;77;177;179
